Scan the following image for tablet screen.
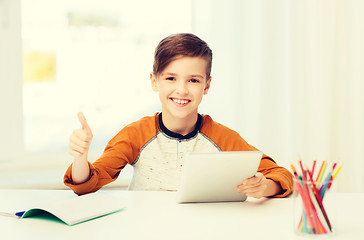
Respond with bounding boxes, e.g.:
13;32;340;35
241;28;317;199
176;151;263;203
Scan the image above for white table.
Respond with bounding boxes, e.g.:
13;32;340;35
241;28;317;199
0;190;363;240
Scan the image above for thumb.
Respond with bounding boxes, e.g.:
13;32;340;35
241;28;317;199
77;112;91;131
255;172;263;178
255;172;264;180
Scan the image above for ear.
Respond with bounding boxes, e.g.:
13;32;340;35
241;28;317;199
203;77;212;95
150;72;159;92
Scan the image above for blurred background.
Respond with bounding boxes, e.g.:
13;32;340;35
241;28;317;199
0;0;363;192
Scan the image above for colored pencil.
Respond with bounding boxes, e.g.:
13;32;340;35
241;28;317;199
316;161;327;187
306;169;332;231
332;164;342;179
294;175;318;233
315;160;326;182
311;159;317;177
320;171;332;199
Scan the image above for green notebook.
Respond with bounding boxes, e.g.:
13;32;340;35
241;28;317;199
4;192;125;226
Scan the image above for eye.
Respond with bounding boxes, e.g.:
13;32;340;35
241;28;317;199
189;78;200;83
166;77;175;81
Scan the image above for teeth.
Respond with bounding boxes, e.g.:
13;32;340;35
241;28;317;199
173;98;189;104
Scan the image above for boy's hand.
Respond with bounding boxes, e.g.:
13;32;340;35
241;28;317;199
237;172;268;199
68;112;93;158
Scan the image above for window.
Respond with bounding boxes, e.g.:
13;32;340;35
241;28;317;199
21;0;192;153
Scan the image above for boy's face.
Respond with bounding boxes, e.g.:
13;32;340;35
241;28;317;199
150;56;211;121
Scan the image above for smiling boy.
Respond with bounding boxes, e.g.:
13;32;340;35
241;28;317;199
151;56;210;135
64;33;293;198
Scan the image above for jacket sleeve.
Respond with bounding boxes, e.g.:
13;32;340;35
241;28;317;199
257;155;293;198
63;114;158;195
63;135;134;195
63;161;110;196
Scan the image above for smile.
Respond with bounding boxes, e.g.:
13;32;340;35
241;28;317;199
170;98;191;105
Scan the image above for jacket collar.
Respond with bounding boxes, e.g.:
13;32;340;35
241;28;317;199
158;113;202;140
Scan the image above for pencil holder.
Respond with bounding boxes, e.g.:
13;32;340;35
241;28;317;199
293;178;336;236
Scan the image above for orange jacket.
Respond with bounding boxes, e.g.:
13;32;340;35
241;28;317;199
64;113;293;197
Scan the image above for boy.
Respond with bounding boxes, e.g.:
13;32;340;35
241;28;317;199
64;33;293;198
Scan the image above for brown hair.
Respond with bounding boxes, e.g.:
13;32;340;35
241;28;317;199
153;33;213;79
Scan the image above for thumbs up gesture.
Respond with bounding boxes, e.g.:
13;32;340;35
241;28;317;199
68;112;93;158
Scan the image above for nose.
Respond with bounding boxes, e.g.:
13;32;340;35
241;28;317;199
176;81;188;95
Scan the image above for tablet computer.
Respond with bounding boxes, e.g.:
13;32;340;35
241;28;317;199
176;151;263;203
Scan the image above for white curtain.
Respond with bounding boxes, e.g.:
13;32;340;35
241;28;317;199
194;0;364;193
0;0;24;160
